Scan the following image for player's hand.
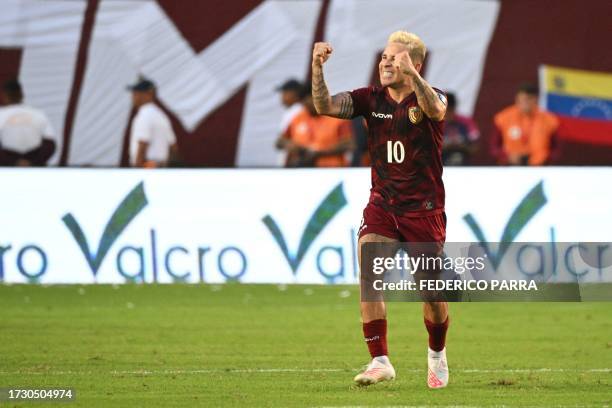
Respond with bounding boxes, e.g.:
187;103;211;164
312;42;333;67
395;51;418;77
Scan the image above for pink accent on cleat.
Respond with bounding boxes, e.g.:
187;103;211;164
427;367;445;388
353;358;395;386
427;347;449;389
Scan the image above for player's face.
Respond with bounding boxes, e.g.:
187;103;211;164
379;43;411;88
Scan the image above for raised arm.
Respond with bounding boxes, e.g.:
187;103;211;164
395;51;447;121
311;42;354;119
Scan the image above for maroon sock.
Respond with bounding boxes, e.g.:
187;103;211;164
362;319;388;357
424;317;449;352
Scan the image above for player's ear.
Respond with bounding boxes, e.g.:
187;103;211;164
414;62;423;74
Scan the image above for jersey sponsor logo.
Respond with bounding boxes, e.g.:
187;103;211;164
62;182;148;277
463;181;547;269
408;106;423;124
262;183;347;275
371;112;393;119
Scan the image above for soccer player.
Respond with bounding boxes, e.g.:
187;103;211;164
311;31;450;388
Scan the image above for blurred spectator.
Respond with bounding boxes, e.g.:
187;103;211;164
442;92;480;165
276;86;354;167
128;78;177;168
0;79;56;166
492;83;559;165
276;79;305;134
275;79;305;165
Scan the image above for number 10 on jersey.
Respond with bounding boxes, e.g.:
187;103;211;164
387;140;405;163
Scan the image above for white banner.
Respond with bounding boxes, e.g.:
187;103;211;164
1;167;611;284
1;0;499;167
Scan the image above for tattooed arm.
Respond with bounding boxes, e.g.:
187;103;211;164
395;51;446;121
311;42;354;119
411;73;446;121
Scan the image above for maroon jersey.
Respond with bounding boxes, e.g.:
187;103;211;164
350;86;445;216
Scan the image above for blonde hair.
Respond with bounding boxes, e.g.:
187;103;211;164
387;31;426;64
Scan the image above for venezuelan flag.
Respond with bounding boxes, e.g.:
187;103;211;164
540;65;612;146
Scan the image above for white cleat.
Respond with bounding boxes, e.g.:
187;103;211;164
353;356;396;386
427;347;449;389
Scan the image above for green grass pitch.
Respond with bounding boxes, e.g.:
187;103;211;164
0;284;610;407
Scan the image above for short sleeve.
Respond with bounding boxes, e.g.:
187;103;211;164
165;120;176;144
349;87;372;119
0;109;7;128
279;112;292;133
131;111;151;143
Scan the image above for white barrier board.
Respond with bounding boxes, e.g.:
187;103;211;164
1;168;611;283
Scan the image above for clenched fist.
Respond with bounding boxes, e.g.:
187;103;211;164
312;42;333;67
394;51;418;77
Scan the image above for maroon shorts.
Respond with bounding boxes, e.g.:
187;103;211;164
358;203;446;243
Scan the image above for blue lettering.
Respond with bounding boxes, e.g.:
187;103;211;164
217;247;246;281
165;246;190;281
550;227;557;276
150;229;159;283
17;245;47;280
597;244;610;279
565;244;589;278
516;244;544;277
317;246;344;283
350;229;358;278
198;247;211;282
0;245;11;281
117;246;145;282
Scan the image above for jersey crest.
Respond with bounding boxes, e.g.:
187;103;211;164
408;106;423;124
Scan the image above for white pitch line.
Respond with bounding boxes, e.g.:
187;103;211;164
315;403;612;408
112;368;346;375
314;405;612;408
455;368;612;373
0;368;609;376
